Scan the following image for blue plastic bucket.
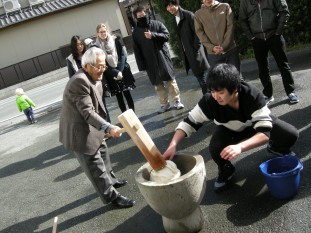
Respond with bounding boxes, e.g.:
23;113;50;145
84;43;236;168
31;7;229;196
259;155;303;199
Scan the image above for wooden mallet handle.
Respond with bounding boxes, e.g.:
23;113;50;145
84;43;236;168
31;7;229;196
118;109;166;171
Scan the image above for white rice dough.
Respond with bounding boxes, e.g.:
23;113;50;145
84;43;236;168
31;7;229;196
150;160;181;183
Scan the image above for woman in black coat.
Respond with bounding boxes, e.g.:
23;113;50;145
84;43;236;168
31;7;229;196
95;23;136;113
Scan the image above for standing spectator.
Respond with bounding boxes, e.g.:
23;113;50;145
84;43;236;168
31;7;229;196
95;23;136;113
163;63;299;192
165;0;210;95
66;35;86;78
239;0;299;104
132;6;184;114
15;88;37;124
194;0;243;77
59;47;135;208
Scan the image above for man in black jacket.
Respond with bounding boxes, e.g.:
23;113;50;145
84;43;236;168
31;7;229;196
165;0;210;94
132;6;184;114
239;0;299;104
163;63;299;192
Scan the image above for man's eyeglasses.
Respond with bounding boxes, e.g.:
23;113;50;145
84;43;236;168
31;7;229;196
90;64;107;71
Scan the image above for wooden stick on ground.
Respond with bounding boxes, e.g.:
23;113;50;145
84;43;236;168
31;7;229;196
52;216;58;233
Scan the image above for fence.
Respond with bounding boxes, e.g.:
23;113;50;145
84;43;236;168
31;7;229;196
0;45;71;90
0;34;134;90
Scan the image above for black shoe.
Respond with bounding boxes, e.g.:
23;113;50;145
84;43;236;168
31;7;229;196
267;145;296;157
214;165;235;193
267;144;284;156
113;179;128;189
267;142;296;157
112;195;135;208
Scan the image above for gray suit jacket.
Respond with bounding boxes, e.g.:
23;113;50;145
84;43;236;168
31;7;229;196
59;69;108;155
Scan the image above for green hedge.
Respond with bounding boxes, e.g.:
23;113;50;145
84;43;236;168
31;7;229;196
153;0;311;61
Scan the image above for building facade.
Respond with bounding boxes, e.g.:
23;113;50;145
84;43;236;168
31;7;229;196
0;0;130;89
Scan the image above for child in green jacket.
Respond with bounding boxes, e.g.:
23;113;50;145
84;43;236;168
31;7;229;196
15;88;37;124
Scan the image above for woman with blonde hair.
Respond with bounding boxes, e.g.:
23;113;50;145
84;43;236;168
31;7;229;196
95;23;136;113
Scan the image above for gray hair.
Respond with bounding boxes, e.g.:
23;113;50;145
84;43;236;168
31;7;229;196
81;47;106;67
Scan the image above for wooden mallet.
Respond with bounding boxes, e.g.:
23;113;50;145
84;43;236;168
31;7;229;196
118;109;180;181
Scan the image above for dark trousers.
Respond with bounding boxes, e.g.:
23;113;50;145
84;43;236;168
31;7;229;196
252;35;295;97
73;142;119;204
115;90;135;113
102;96;111;123
207;47;242;73
23;107;35;122
195;71;208;95
207;47;243;80
209;118;299;171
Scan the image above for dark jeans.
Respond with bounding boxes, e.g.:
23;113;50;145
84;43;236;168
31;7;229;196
195;71;208;95
102;96;111;123
23;107;35;122
209;118;299;171
74;142;119;204
252;35;295;97
115;90;135;113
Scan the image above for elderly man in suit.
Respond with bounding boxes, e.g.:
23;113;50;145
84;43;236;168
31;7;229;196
59;47;135;208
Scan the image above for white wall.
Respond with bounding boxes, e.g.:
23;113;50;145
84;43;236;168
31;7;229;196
0;0;128;69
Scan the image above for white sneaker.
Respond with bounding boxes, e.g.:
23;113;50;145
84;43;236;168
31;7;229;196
288;93;299;104
157;104;170;114
264;96;274;105
174;100;184;110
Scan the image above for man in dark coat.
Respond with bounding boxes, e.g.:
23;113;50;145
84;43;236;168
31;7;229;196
132;6;184;114
59;47;135;208
165;0;210;94
163;63;299;192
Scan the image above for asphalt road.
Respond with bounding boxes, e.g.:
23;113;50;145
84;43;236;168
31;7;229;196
0;48;310;233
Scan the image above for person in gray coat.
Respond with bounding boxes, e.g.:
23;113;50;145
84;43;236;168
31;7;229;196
165;0;210;94
132;6;184;114
59;47;135;208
